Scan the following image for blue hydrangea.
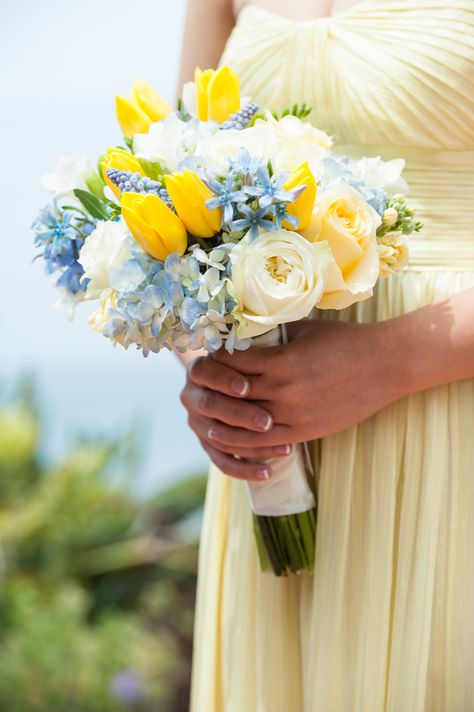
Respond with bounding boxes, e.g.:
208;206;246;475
319;153;387;215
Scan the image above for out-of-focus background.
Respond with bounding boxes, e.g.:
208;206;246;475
1;1;212;709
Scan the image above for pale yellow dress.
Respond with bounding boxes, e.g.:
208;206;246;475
190;2;474;710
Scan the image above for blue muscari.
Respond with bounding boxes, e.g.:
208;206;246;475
32;205;92;295
220;103;260;130
105;169;172;206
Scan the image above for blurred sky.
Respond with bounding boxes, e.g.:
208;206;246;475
0;0;210;494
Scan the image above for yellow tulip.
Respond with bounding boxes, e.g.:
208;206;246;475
121;192;187;261
116;80;172;137
100;148;145;199
165;170;221;238
283;162;317;230
195;66;240;124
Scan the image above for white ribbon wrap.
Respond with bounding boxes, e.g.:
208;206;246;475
246;326;316;517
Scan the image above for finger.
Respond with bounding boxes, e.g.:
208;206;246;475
192;415;291;449
212;343;281;375
189;417;292;458
188;355;252;397
200;440;272;481
181;384;273;431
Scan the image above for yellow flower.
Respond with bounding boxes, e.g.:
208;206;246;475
100;148;144;199
195;66;240;123
283;162;317;230
121;192;187;261
164;170;221;238
116;80;172;137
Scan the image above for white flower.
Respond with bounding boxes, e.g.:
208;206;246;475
378;232;409;276
78;219;133;300
40;154;91;197
194;125;278;173
301;183;382;309
354;156;408;197
133;113;218;172
229;229;333;338
257;113;332;173
382;207;398;227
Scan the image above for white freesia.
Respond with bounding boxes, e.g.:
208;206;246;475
301;183;382;309
256;113;332;173
133;113;218;172
354;156;408;197
40;154;91;197
194;125;278;172
229;229;334;338
78;218;133;300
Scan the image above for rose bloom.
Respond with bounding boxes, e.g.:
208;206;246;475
229;229;333;338
78;218;132;299
301;183;382;309
257;112;333;173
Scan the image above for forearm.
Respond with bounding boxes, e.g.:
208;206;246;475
387;287;474;397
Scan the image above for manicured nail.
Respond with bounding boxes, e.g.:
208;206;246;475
256;467;270;479
275;444;292;456
255;413;272;431
231;378;249;396
208;428;219;441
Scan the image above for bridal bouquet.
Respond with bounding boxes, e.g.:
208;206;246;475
33;66;422;576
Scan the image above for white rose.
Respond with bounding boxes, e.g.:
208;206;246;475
354;156;408;197
40;154;91;197
301;183;382;309
256;113;332;173
133;113;218;172
78;219;133;300
194;125;278;173
229;229;334;338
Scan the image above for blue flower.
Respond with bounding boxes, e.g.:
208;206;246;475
243;165;293;209
229;148;262;177
230;203;276;240
205;174;248;224
273;202;299;230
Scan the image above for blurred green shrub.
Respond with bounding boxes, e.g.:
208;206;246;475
0;386;207;711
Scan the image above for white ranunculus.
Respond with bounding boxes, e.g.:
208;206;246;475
194;125;278;173
301;183;382;309
40;154;91;197
133;113;218;172
78;219;133;300
354;156;408;197
257;113;333;173
229;229;334;338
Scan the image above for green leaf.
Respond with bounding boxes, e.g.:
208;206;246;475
85;172;105;201
137;158;166;181
73;190;109;221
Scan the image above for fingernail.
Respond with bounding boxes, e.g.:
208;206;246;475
256;467;270;479
255;413;272;431
208;428;219;441
231;378;249;396
275;444;292;456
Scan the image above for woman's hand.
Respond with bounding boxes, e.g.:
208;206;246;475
181;318;406;479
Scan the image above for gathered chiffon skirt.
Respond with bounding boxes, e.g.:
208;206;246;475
190;267;474;712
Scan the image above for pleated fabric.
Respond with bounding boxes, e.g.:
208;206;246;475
191;3;474;710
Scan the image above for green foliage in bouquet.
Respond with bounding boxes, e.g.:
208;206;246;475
0;384;206;711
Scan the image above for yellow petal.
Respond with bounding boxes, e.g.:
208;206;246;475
121;192;187;260
131;80;172;122
283;162;317;230
195;67;214;121
115;96;152;137
207;65;240;123
165;171;221;237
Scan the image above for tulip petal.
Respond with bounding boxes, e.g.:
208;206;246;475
165;172;221;238
195;67;214;121
116;96;152;137
207;66;240;123
101;148;144;198
283;162;317;230
131;80;172;122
